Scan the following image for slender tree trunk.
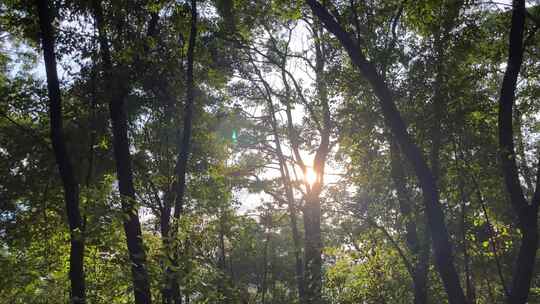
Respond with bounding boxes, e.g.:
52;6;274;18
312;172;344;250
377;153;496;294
389;140;428;304
161;191;173;304
172;0;197;221
306;2;466;303
36;1;85;302
261;208;272;304
218;213;227;271
92;2;152;303
171;1;197;303
245;17;330;304
159;77;176;304
217;208;233;303
454;142;476;303
265;83;306;303
467;163;510;295
497;2;540;304
460;186;474;304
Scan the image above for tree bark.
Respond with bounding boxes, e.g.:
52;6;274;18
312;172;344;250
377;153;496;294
92;2;152;303
497;1;539;304
36;1;85;302
302;191;323;304
306;2;466;303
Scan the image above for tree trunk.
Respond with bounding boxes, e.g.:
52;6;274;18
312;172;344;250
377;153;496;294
302;192;323;304
390;140;428;304
92;2;152;303
497;1;540;304
306;2;466;303
161;190;173;304
264;78;306;303
36;1;85;302
290;202;306;304
302;22;331;304
261;208;272;304
171;1;197;303
172;0;197;221
217;208;233;303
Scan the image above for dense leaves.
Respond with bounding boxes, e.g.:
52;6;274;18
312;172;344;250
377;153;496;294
1;0;540;304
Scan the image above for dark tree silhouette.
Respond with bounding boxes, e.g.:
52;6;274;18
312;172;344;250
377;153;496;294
306;1;467;303
36;0;85;302
92;1;152;303
497;1;539;303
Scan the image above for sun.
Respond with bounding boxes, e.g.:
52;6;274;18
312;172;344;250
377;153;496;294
304;167;318;186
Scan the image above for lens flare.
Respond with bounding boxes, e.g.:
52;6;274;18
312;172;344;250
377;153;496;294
304;167;318;186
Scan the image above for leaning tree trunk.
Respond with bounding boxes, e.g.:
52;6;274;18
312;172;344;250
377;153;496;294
36;1;85;303
306;2;466;303
390;4;462;301
92;1;152;303
497;1;539;304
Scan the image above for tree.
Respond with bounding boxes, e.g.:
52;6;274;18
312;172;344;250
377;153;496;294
36;0;85;302
169;1;197;303
2;1;540;303
92;1;152;302
497;1;539;303
306;1;467;303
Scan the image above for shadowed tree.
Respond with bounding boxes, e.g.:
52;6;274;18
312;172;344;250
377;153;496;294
92;1;152;303
497;1;540;303
306;1;467;303
168;1;197;303
36;0;85;302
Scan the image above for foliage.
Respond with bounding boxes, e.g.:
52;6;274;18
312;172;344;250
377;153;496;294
1;0;540;303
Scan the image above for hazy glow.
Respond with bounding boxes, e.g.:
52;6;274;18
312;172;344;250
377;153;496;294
304;167;318;186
